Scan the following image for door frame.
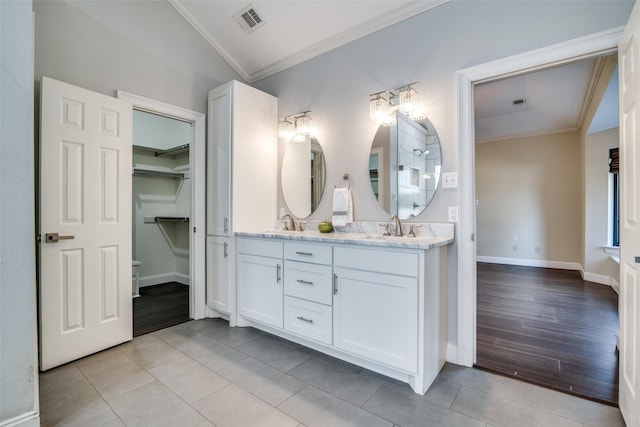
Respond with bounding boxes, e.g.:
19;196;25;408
455;27;624;367
117;91;206;320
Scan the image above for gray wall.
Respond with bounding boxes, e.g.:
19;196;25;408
254;0;634;344
1;0;39;425
34;0;244;113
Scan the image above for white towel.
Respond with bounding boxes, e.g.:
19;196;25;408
332;187;353;226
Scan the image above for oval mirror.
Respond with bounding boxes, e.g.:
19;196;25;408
282;136;326;218
369;111;441;218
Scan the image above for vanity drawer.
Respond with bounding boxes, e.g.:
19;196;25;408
284;296;332;345
284;241;332;265
237;237;283;258
284;261;333;305
334;246;419;277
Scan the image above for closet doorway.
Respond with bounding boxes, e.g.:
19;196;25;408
118;91;206;336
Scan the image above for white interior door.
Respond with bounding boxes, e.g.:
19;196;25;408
619;5;640;425
39;77;132;371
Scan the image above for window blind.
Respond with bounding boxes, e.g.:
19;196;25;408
609;148;619;174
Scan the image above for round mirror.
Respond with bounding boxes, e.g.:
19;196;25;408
369;111;442;218
282;136;326;218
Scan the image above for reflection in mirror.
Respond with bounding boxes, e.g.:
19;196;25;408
281;136;326;219
369;111;441;218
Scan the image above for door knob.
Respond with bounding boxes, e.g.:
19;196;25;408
45;232;74;243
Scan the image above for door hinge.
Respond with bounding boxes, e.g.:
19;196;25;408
36;234;42;243
193;227;196;233
471;233;475;242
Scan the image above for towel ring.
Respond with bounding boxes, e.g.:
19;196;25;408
335;173;351;190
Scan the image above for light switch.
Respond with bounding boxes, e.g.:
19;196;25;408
442;172;458;188
448;206;458;223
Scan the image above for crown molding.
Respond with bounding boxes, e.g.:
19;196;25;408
170;0;449;83
169;0;252;81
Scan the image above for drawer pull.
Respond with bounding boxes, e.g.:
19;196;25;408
296;316;314;324
295;251;313;256
296;279;314;285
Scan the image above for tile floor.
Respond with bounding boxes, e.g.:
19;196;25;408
39;318;626;427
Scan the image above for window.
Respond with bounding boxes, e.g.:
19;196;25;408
610;148;619;247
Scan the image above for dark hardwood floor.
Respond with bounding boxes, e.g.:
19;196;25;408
476;263;619;406
133;282;191;337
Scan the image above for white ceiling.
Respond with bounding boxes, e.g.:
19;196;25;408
474;57;618;143
169;0;448;82
166;1;618;141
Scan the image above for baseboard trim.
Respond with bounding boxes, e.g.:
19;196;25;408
611;278;620;294
476;256;581;271
140;272;190;287
581;271;612;287
446;342;458;364
0;411;39;427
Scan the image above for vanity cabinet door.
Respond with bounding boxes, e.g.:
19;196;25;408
333;267;418;373
207;85;231;237
206;236;230;314
237;254;283;328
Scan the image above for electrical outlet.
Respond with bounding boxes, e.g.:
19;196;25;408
279;207;285;218
513;234;518;242
448;206;458;223
442;172;458;188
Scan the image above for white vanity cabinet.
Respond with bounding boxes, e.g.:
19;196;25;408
237;237;284;328
333;246;418;372
234;232;449;395
283;242;333;345
205;81;277;320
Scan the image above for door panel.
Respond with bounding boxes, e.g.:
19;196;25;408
618;4;640;424
39;77;132;370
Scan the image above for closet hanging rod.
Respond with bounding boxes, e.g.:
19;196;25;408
153;216;189;223
154;143;190;157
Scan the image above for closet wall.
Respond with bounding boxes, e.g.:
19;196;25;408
133;111;191;286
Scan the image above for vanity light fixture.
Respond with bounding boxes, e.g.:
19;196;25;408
369;82;425;126
279;111;313;142
278;117;295;139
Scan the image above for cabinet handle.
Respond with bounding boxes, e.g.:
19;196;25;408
333;274;338;295
224;217;229;233
223;242;228;258
276;264;282;283
295;251;313;256
296;279;314;286
296;316;314;324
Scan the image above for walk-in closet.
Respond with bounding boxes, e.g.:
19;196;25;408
132;109;192;335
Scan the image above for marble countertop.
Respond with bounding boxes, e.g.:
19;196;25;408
235;225;454;250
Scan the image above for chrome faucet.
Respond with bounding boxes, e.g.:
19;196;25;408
391;214;403;237
280;214;296;231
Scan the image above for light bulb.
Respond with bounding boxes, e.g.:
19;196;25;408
369;96;388;121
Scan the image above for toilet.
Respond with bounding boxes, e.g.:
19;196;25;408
132;260;141;298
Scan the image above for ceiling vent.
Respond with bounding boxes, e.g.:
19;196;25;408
512;98;527;106
233;4;265;35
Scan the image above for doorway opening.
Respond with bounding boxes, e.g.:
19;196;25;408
118;91;207;335
456;28;623;404
131;109;192;336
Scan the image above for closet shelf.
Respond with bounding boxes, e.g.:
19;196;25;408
133;167;185;179
132;143;190;157
144;216;189;224
154;143;190;157
153;216;189;223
